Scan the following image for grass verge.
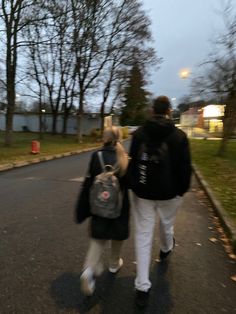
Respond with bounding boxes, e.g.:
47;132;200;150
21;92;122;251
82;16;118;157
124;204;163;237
0;132;101;164
190;139;236;225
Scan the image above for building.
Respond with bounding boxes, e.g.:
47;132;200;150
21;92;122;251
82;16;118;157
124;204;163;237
202;104;225;134
0;112;118;135
180;107;203;128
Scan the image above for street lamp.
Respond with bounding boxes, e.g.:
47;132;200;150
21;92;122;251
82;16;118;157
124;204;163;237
41;109;46;133
179;68;191;79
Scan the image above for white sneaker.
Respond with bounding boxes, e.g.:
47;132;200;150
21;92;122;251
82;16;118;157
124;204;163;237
109;258;123;274
80;267;95;296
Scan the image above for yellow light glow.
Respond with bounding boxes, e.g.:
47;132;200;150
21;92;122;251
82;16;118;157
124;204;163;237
203;105;225;118
179;69;190;79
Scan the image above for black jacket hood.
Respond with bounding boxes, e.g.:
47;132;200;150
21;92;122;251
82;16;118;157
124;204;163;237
142;116;176;141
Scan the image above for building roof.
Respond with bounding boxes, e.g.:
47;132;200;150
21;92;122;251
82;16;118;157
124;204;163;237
182;107;200;115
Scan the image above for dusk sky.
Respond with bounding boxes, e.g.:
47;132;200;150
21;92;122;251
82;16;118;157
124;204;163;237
142;0;232;106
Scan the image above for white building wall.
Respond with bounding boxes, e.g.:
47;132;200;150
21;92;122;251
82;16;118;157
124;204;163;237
0;113;102;135
180;114;199;127
0;113;5;130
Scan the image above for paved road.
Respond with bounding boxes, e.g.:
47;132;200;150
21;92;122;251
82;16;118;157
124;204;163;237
0;148;236;314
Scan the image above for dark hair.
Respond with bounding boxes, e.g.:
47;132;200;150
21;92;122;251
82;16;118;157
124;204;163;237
153;96;171;115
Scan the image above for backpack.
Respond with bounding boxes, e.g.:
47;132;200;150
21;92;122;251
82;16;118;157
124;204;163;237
131;135;174;199
89;151;122;219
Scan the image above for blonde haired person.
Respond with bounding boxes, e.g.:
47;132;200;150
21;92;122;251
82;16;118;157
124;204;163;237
75;126;130;296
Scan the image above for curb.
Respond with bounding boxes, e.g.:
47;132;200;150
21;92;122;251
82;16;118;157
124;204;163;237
0;139;132;172
193;164;236;253
0;146;99;173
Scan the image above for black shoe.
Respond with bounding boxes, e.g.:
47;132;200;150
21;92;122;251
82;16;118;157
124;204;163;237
159;238;175;261
135;289;150;308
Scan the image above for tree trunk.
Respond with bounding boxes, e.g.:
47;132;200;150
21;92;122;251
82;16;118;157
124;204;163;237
4;26;16;147
100;101;105;135
38;90;43;140
5;107;14;147
62;110;69;137
51;113;58;135
76;114;83;143
5;74;15;147
77;92;84;143
39;111;43;140
218;136;228;157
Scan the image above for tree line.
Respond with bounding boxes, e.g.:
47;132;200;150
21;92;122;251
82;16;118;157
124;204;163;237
0;0;158;146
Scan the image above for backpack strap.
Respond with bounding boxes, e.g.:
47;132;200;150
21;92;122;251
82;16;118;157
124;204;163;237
97;150;120;174
97;151;106;171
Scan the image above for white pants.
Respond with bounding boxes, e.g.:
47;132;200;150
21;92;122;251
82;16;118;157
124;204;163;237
83;239;123;275
132;193;182;292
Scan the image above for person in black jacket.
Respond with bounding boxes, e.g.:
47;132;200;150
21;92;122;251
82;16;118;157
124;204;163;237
75;126;130;296
128;96;192;307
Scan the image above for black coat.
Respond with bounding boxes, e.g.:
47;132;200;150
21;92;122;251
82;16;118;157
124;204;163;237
128;116;192;200
75;145;130;241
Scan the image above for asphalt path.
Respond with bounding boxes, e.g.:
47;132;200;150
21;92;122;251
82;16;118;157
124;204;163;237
0;145;236;314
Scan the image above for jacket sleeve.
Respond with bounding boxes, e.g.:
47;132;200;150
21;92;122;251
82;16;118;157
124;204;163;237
176;135;192;196
74;175;93;223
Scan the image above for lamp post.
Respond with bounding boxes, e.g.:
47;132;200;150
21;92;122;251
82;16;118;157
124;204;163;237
178;68;191;134
41;109;46;133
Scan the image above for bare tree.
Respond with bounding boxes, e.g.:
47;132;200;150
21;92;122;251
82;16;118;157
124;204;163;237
191;0;236;155
96;0;158;133
0;0;46;146
70;0;158;141
1;0;158;142
23;25;45;137
0;61;7;109
23;0;77;135
71;0;112;142
1;0;26;145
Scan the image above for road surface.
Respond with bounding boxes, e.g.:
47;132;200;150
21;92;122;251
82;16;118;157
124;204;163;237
0;148;235;313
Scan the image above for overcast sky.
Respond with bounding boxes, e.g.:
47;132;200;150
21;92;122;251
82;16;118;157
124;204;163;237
142;0;232;105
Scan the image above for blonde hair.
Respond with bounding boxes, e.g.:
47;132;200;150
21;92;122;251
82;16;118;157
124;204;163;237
103;126;128;176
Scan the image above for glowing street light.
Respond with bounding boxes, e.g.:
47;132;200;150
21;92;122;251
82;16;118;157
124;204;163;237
179;68;190;79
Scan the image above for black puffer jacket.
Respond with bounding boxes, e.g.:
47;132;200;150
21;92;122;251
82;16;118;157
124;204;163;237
128;116;192;200
75;144;130;241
